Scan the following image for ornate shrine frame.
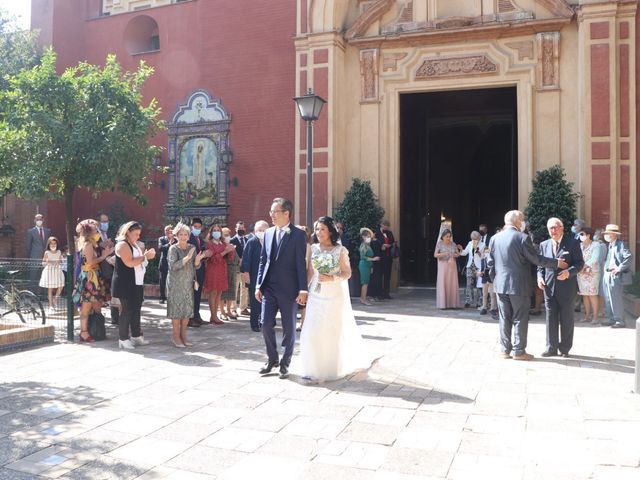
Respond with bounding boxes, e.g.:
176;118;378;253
165;90;233;225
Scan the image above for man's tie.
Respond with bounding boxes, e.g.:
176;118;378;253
552;241;558;257
40;228;44;243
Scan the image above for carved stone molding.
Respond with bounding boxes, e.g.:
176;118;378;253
536;32;560;90
536;0;573;18
415;55;498;80
383;52;408;72
346;0;394;40
360;48;379;101
505;40;534;60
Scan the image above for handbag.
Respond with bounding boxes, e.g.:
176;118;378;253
88;312;106;341
390;243;401;259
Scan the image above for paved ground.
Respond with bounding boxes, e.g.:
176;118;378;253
0;288;638;480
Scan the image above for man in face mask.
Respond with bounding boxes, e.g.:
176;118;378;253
571;219;586;240
240;220;269;332
97;213;110;242
26;213;52;290
601;224;633;328
231;221;250;316
187;218;206;327
488;210;568;361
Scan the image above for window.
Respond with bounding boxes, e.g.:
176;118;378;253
124;15;160;54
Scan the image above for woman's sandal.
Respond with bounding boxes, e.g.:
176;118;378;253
79;331;94;343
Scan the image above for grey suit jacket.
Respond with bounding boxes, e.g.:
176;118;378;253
488;227;558;296
26;226;51;259
605;239;633;285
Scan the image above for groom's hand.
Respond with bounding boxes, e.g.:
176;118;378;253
255;290;263;302
296;292;307;306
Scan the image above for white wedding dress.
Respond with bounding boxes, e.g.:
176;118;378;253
300;244;370;382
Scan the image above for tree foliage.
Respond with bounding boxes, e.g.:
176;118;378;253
524;165;580;242
334;178;385;244
0;8;40;92
0;48;164;248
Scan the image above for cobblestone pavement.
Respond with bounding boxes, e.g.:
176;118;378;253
0;288;638;479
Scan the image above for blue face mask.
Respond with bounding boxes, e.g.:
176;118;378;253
100;222;109;232
192;228;201;236
212;231;222;240
571;226;577;234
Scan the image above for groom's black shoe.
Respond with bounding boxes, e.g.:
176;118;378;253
259;361;279;374
279;365;289;379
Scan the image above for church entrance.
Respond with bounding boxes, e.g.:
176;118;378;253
399;87;518;285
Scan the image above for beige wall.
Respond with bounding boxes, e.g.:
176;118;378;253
296;0;636;255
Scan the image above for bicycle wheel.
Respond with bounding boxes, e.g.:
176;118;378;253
16;290;46;325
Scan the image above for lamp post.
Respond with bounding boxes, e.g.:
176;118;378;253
294;88;326;228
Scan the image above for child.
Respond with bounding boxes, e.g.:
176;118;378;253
40;237;65;312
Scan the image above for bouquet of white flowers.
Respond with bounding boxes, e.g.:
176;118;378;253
311;252;339;293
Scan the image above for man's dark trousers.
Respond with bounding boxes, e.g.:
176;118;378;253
544;291;576;354
496;293;530;356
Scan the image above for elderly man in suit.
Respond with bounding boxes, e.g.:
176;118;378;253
240;220;269;332
537;218;584;358
26;213;52;289
489;210;567;361
601;224;633;328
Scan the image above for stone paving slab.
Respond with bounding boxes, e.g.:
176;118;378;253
0;288;638;478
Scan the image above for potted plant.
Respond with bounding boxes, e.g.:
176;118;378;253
334;178;385;297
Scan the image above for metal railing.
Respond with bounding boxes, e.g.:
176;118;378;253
0;258;75;340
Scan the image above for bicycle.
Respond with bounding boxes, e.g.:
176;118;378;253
0;270;46;325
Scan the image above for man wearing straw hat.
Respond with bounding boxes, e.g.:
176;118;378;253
601;224;633;328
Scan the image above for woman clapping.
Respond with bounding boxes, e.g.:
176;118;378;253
167;223;206;347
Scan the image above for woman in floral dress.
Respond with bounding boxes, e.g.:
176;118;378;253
577;227;602;325
72;219;113;342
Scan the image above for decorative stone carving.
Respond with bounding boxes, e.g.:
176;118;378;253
498;0;518;13
346;0;394;40
415;55;498;79
360;48;379;101
383;52;408;72
505;40;534;60
536;32;560;90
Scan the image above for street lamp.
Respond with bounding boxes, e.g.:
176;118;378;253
294;88;326;228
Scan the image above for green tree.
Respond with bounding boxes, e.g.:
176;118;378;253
0;49;164;250
0;8;40;91
524;165;580;242
334;178;385;245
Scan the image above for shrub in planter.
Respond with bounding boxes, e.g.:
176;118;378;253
335;178;385;296
524;165;580;242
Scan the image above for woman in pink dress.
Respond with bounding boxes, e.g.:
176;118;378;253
203;224;235;324
434;229;462;309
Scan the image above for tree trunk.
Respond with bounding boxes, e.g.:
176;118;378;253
64;186;75;341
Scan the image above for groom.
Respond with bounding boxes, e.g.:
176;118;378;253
256;198;308;379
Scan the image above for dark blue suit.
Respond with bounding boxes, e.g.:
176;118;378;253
188;233;206;321
240;235;262;330
537;235;584;354
257;224;307;367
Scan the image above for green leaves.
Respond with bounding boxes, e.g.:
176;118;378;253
0;48;165;247
335;178;385;244
524;165;581;242
0;48;164;201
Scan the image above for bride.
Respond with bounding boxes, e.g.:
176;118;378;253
300;216;370;382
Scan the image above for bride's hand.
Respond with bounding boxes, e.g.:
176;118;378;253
319;274;334;282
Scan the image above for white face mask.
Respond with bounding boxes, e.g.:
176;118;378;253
364;237;371;244
223;236;231;243
604;234;612;243
519;222;526;232
35;220;43;227
255;231;265;241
